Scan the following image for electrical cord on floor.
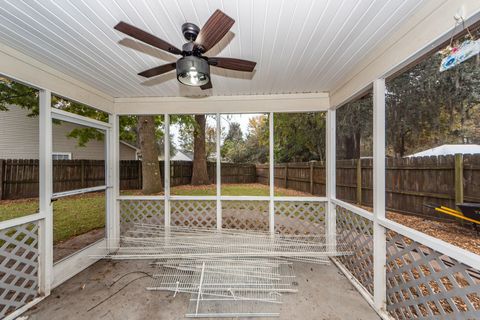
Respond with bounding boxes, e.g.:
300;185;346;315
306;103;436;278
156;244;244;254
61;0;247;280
87;271;153;312
109;271;152;288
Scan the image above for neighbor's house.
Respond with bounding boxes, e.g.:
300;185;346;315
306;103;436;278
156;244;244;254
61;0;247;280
407;144;480;157
158;150;217;162
158;150;193;162
0;105;138;160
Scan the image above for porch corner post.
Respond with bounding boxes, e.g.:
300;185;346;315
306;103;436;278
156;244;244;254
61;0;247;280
164;114;171;230
38;89;53;296
373;79;387;312
269;112;274;235
107;114;119;249
326;108;336;251
216;113;222;230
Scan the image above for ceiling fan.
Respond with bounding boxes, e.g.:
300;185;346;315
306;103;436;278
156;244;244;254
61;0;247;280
114;10;256;90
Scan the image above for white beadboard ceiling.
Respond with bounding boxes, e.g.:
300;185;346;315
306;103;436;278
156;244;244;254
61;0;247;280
0;0;426;98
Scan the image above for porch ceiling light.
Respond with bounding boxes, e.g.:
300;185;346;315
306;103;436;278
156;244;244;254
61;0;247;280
115;10;256;90
176;56;210;87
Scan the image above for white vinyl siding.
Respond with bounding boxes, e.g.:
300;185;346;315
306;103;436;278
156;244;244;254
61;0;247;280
0;105;137;160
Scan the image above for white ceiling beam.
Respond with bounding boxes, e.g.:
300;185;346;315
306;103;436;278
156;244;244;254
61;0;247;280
330;0;480;108
0;42;114;113
114;93;330;115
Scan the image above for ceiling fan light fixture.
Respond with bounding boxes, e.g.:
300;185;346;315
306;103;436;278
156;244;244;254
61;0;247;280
176;56;210;87
116;9;256;90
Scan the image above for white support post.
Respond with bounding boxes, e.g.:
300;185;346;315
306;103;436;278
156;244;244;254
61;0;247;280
326;109;336;250
269;112;274;235
164;114;171;229
106;114;119;249
38;89;53;295
216;113;222;230
373;79;387;311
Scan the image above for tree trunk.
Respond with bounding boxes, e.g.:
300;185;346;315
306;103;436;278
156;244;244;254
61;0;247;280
399;134;406;158
344;133;360;160
138;115;163;194
353;131;361;159
191;115;210;185
343;136;353;159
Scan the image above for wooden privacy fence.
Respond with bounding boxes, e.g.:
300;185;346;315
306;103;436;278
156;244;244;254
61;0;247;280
0;159;107;200
0;159;258;200
261;154;480;220
121;161;257;189
335;155;480;219
256;162;326;195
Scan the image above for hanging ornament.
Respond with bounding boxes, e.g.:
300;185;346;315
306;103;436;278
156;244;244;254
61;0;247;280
439;17;479;72
440;39;480;72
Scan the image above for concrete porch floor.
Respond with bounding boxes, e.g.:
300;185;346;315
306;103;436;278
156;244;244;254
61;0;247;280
24;260;379;320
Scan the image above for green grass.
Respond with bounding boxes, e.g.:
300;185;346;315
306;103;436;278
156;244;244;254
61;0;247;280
52;193;105;243
0;193;105;244
0;199;39;221
167;184;272;196
123;183;309;197
172;183;309;196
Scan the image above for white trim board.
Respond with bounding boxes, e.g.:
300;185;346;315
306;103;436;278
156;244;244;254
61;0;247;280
116;196;327;202
51;108;112;131
0;213;43;231
114;93;330;115
0;42;114;113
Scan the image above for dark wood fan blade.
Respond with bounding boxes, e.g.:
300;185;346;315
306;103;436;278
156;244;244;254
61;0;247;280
114;21;182;55
208;57;256;72
195;10;234;52
138;63;176;78
200;81;212;90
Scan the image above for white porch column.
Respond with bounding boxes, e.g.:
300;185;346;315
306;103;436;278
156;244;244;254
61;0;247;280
106;114;119;249
326;109;336;249
373;79;387;311
164;114;171;229
216;113;222;230
38;89;53;295
269;112;274;235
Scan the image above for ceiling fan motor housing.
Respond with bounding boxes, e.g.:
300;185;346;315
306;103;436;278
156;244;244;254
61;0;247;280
182;22;200;41
176;56;210;86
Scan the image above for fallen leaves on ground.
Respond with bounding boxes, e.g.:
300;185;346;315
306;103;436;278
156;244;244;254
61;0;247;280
386;211;479;255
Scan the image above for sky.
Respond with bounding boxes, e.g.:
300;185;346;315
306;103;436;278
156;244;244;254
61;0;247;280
170;113;266;149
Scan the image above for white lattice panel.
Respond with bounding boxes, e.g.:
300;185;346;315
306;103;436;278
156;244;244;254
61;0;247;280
222;201;269;231
0;222;39;319
386;231;480;319
335;205;374;295
120;200;165;235
274;201;325;235
170;200;216;229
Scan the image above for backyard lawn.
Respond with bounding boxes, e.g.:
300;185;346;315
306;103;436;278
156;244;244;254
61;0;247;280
0;193;105;244
122;183;311;197
1;184;309;244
